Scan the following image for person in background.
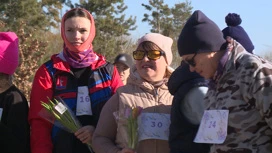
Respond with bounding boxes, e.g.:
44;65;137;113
222;13;254;53
28;8;123;153
114;53;134;85
92;33;174;153
178;10;272;153
168;61;210;153
0;32;30;153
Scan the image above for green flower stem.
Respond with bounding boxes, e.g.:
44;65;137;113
127;117;138;150
41;99;81;134
41;98;94;152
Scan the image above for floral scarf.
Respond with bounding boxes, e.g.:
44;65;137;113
63;46;97;68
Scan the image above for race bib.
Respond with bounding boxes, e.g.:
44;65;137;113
194;110;229;144
138;113;170;141
0;108;2;121
76;86;92;116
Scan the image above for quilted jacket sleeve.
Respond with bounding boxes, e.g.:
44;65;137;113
28;64;54;153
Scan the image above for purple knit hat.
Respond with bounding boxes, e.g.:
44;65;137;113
222;13;254;53
0;32;19;75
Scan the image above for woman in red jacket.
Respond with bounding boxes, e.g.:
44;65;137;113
28;8;123;153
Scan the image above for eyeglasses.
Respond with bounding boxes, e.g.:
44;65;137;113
133;50;165;60
184;53;197;67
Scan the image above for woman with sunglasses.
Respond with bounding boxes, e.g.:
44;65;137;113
92;33;174;153
178;10;272;153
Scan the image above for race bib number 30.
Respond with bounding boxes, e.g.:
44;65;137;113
76;86;92;116
194;110;229;144
138;113;170;141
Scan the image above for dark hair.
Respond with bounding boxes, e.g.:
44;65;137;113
137;41;162;51
64;8;91;21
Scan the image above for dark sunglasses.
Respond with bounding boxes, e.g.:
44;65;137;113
184;53;197;67
133;50;165;60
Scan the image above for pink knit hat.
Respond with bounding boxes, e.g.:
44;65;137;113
0;32;19;75
137;33;173;65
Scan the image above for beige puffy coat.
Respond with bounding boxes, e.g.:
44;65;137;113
93;66;173;153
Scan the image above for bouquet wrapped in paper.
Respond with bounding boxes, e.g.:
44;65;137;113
124;106;143;150
40;97;94;153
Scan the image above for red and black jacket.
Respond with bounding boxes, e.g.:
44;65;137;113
29;54;123;153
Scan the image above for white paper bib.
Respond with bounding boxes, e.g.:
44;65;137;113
138;113;170;141
76;86;92;116
194;110;229;144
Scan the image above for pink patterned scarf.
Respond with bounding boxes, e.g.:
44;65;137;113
63;47;97;68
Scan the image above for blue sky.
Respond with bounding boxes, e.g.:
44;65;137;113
123;0;272;56
68;0;272;56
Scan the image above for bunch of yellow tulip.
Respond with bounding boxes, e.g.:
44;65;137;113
125;106;143;150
